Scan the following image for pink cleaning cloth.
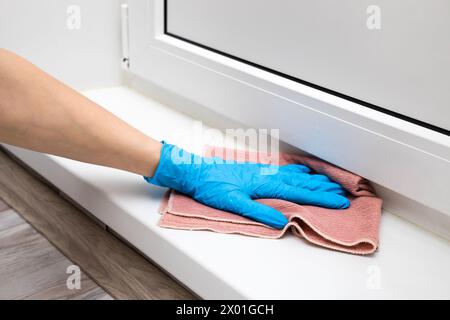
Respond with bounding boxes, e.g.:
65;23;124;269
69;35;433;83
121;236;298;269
158;147;383;255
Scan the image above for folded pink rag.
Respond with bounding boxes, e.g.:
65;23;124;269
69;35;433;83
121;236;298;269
158;147;383;255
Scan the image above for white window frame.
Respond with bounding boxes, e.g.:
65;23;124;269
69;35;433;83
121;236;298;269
127;0;450;217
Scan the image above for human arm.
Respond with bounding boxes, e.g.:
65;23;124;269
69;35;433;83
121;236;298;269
0;48;162;176
0;49;349;229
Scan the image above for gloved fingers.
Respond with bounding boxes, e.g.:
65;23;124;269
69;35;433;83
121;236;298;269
302;180;346;195
282;172;333;183
220;192;288;229
279;164;311;174
282;175;346;195
309;174;331;182
276;184;350;209
240;199;289;229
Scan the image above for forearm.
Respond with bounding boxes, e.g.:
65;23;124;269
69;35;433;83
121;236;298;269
0;49;161;176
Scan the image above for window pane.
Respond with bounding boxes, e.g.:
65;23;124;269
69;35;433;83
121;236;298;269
167;0;450;132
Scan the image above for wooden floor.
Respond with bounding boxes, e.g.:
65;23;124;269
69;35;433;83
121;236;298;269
0;202;112;300
0;148;196;300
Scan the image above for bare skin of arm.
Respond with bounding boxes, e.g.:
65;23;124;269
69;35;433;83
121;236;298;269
0;49;162;177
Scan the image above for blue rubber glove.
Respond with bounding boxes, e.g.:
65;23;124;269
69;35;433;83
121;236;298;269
145;143;350;229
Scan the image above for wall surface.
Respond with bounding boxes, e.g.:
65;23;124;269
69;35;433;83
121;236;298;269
0;0;123;90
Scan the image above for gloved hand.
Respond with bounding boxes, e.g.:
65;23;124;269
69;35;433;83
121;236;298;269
145;143;350;229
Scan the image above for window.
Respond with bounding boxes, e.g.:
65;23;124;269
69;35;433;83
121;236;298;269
166;0;450;134
127;0;450;216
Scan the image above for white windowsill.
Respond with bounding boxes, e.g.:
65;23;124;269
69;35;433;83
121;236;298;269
3;86;449;299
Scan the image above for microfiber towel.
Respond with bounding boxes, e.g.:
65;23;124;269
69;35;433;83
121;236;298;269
158;147;383;255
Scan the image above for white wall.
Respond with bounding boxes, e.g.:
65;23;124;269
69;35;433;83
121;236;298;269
0;0;123;90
